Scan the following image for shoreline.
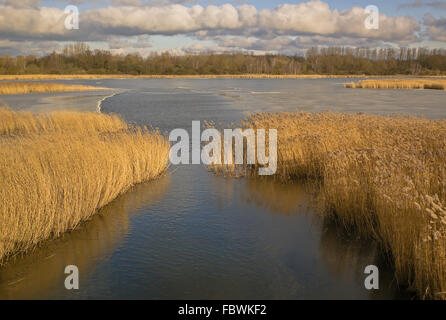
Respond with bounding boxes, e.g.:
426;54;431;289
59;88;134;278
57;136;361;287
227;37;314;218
1;74;446;81
0;108;170;264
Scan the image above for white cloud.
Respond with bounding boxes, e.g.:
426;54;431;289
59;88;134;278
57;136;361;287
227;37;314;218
0;1;429;56
81;2;419;43
258;3;419;43
424;14;446;41
0;1;420;42
0;5;68;39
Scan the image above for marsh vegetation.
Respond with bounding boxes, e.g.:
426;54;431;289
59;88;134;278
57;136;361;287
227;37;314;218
0;82;102;95
345;79;446;90
212;111;446;299
0;108;170;263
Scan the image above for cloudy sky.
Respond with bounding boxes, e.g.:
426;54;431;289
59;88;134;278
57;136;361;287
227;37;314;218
0;0;445;56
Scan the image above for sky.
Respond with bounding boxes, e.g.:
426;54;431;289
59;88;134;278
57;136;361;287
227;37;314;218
0;0;445;56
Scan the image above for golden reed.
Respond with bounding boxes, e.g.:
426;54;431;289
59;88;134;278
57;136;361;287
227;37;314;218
0;82;102;94
345;79;446;90
2;74;446;81
0;108;128;136
212;111;446;299
0;108;170;263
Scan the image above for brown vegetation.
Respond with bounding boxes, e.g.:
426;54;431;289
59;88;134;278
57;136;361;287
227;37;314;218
345;79;446;90
0;108;127;136
0;108;170;263
212;111;446;299
0;81;102;94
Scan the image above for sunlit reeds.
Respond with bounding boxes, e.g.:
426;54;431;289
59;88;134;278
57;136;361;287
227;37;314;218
0;81;102;94
0;108;170;263
212;111;446;299
2;74;445;81
0;108;128;136
345;79;446;90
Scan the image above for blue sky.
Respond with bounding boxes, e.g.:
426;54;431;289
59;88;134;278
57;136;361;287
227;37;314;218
1;0;445;56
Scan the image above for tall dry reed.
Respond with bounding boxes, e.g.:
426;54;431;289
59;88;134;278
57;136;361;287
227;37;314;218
0;108;170;263
212;111;446;299
0;82;102;94
345;79;446;90
0;108;128;136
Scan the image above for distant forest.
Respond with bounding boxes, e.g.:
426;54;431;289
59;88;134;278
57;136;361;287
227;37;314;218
1;43;446;75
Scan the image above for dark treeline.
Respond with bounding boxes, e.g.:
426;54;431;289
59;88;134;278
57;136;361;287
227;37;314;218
1;43;446;75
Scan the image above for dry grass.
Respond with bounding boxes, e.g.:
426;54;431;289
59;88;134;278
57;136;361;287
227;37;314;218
0;108;128;136
212;111;446;299
3;74;445;81
0;108;170;263
345;79;446;90
0;81;102;94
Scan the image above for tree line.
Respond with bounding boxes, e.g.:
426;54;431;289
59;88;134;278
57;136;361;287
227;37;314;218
1;44;446;75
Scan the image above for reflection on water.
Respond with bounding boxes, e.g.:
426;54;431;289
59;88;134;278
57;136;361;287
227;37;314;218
318;219;409;299
237;177;406;298
0;175;170;299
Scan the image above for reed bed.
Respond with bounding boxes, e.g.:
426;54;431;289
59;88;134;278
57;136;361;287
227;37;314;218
0;82;101;94
345;79;446;90
0;108;128;136
212;111;446;299
0;108;170;263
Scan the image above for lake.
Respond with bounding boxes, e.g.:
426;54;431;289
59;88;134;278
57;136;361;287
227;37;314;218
1;78;444;299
